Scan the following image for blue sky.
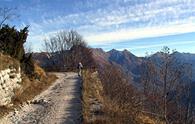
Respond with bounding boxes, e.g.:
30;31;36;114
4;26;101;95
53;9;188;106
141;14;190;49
0;0;195;56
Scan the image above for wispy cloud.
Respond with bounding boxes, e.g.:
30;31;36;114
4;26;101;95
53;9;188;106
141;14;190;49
86;21;195;45
116;40;195;51
11;0;195;53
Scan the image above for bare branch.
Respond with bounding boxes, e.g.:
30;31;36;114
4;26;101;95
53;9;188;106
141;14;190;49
0;7;19;27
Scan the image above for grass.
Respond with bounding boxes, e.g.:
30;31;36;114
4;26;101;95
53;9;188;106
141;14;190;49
0;53;20;71
13;73;57;105
82;69;159;124
82;69;106;124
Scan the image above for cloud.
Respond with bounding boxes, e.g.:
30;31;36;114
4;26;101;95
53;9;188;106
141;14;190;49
116;40;195;51
30;1;194;30
18;0;195;52
85;21;195;45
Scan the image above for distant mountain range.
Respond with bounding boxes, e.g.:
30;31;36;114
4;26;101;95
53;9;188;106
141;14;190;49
92;48;195;83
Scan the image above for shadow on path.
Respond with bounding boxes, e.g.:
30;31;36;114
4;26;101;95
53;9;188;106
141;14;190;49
61;76;83;124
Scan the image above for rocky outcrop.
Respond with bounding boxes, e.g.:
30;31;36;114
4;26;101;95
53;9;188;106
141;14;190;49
0;67;22;107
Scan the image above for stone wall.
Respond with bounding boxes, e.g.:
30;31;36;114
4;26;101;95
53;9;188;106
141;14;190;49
0;67;22;107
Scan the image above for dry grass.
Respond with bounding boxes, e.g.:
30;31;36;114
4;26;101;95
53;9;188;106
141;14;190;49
82;69;159;124
82;69;136;124
34;63;47;78
13;73;57;105
82;70;105;124
0;53;20;71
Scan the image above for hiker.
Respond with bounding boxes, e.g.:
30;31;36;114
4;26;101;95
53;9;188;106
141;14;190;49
77;62;83;76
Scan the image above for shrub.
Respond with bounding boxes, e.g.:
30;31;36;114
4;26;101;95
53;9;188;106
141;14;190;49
0;25;35;76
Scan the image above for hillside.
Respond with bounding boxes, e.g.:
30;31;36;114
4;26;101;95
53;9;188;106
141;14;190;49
82;69;159;124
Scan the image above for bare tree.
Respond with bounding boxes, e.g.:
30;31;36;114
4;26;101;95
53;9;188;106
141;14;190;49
141;46;193;124
24;42;33;53
43;30;91;71
0;7;19;28
43;30;86;54
98;64;142;124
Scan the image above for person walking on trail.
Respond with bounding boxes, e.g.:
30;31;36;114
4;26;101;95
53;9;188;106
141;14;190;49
77;62;83;76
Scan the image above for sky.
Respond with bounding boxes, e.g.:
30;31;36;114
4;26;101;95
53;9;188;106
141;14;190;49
0;0;195;56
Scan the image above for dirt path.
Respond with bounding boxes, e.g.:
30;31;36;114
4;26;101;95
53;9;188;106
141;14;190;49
1;72;82;124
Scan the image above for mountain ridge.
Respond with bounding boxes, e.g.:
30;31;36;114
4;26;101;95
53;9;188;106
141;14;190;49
92;48;195;82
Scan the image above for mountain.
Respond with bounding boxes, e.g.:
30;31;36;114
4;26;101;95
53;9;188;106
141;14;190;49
108;49;143;81
32;52;51;67
92;48;110;66
172;52;195;81
92;48;195;83
149;51;195;81
92;48;143;84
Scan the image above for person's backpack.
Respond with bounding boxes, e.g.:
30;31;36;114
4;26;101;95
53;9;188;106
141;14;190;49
77;63;83;69
77;64;80;69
